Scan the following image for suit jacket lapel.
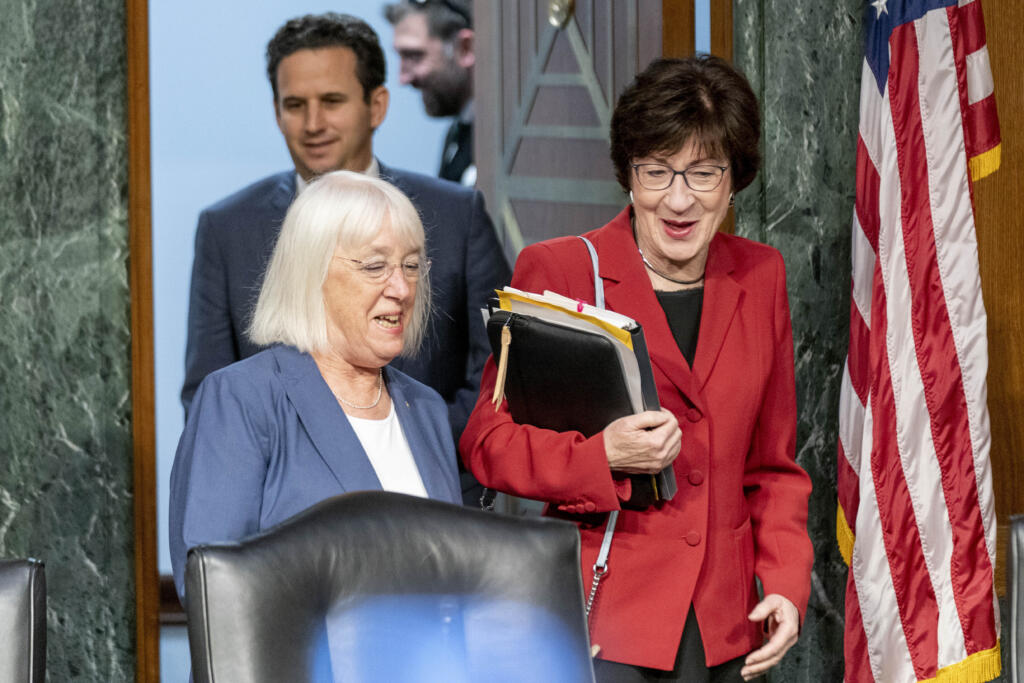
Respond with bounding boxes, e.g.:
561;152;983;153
592;210;744;408
262;172;297;247
593;210;705;410
268;172;295;212
377;161;407;195
273;346;382;492
387;373;455;501
377;162;421;218
692;236;741;392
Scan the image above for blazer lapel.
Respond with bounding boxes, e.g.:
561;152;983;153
387;372;457;502
268;172;296;213
692;236;742;392
273;346;382;492
261;172;296;247
593;210;705;410
377;161;409;196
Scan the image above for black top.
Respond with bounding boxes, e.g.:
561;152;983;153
654;288;704;367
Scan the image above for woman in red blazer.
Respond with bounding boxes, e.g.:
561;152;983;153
460;56;813;681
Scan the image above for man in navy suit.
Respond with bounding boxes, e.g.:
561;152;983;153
181;13;509;502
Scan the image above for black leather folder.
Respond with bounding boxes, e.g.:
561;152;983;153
486;308;677;507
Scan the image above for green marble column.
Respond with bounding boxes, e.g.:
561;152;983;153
0;0;135;679
733;1;861;680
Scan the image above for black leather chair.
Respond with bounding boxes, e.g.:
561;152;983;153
185;491;595;682
0;558;46;682
1010;514;1023;683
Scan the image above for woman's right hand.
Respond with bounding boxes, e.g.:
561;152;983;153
603;408;681;473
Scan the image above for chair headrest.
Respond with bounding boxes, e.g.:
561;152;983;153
185;492;594;683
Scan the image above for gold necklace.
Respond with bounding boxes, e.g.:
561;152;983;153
335;369;384;410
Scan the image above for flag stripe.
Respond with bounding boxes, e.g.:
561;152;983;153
857;59;888;180
964;46;993;105
846;292;871;406
841;2;1001;680
848;66;922;683
884;19;973;673
853;394;915;683
917;6;995;655
955;0;986;53
952;2;1001;167
843;569;874;683
909;11;997;657
855;137;881;253
964;95;1000;160
836;440;860;558
868;240;938;679
851;202;876;336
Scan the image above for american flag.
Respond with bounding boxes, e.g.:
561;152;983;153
836;1;1002;681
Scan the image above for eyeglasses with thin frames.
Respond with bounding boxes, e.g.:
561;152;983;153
337;257;431;283
631;163;729;192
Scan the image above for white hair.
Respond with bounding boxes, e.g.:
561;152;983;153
248;170;430;355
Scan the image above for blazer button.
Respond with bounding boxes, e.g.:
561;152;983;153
686;408;702;423
685;531;701;546
584;501;596;512
688;470;704;486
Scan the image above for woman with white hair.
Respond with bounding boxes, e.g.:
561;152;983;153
169;171;462;601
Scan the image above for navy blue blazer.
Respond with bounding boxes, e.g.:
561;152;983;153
169;345;462;601
181;162;511;444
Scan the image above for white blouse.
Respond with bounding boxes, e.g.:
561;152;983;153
346;402;429;498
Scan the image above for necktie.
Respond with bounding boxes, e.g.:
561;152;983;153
439;120;472;183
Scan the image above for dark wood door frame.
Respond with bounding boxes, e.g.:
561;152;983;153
662;0;734;236
125;0;159;679
662;1;732;60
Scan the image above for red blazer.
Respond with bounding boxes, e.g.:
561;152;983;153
460;208;813;670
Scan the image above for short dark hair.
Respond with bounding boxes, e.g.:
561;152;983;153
266;13;386;104
610;56;761;194
383;0;472;41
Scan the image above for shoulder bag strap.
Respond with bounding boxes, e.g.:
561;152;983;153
576;236;618;621
577;236;604;309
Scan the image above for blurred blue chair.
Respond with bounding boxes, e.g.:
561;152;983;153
185;491;595;682
0;558;46;683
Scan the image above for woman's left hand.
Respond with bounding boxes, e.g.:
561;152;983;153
740;593;799;680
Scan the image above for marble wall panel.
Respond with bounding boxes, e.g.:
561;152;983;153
0;0;135;679
734;1;861;680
